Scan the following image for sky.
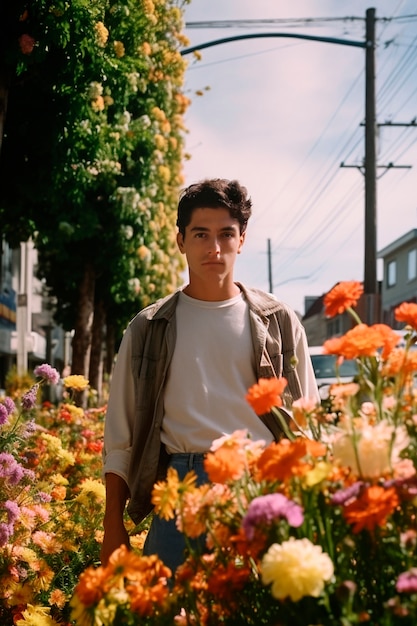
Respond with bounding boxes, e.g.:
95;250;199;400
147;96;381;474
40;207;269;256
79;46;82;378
180;1;417;315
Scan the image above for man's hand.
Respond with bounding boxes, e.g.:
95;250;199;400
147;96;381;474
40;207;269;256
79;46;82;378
100;523;131;566
101;472;131;566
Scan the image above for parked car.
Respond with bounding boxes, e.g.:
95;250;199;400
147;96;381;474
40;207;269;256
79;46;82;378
308;346;358;400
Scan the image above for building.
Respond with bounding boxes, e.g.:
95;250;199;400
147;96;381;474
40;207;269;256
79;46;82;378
377;228;417;328
0;239;67;391
302;228;417;346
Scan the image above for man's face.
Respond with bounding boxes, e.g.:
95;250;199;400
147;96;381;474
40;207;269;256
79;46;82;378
177;207;245;284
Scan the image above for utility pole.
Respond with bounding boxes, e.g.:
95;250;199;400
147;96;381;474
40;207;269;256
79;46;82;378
364;8;378;324
267;238;273;293
181;12;383;322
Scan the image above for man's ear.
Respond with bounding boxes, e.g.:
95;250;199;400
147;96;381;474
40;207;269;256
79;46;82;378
237;231;246;254
177;231;185;253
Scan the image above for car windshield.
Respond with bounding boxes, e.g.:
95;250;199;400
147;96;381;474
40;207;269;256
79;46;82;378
310;354;358;380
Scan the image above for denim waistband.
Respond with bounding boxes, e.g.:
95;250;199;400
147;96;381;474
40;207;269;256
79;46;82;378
168;452;206;471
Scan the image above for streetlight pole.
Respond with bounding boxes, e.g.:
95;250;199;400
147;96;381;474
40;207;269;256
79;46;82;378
181;9;379;322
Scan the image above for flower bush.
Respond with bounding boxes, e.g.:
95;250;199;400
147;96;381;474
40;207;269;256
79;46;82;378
71;282;417;625
0;366;108;625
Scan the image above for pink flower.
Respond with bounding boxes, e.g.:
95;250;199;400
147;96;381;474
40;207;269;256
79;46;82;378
396;569;417;593
34;363;60;384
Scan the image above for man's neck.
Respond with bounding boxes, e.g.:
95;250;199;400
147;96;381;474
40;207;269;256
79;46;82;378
183;280;241;302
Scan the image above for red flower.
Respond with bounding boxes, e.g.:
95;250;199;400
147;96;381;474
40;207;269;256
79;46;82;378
18;34;36;55
324;281;363;318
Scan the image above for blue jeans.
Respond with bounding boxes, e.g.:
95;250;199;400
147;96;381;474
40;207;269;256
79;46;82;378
142;452;208;574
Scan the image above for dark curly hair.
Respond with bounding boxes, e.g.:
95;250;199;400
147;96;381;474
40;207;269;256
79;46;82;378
176;178;252;236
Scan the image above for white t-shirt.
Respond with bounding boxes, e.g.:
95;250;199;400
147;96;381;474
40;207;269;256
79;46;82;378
161;291;274;453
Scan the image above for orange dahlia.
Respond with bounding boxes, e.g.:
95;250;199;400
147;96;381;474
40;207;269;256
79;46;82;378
246;377;287;415
395;302;417;330
323;281;363;318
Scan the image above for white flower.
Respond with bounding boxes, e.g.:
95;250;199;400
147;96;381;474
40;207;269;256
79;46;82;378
331;418;409;478
261;537;334;602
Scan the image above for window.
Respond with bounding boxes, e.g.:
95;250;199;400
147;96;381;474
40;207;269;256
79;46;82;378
387;260;396;287
408;249;417;281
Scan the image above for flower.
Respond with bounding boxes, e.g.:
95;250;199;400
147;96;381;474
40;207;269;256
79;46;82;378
261;538;334;601
62;375;89;391
95;21;109;47
18;34;36;55
33;364;60;385
242;493;303;539
342;484;399;533
246;377;287;415
323;280;363;317
395;301;417;330
396;569;417;594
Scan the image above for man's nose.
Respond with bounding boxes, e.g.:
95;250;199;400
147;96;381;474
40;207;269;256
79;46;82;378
208;238;221;254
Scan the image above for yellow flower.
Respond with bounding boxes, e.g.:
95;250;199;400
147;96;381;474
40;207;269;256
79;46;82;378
151;466;180;520
303;461;332;487
261;538;334;602
15;604;60;625
63;375;89;391
95;21;108;47
76;478;105;505
113;41;125;58
91;96;105;112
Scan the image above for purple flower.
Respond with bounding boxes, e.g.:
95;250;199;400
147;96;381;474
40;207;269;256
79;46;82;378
4;500;20;524
242;493;304;540
396;569;417;594
21;419;36;439
0;404;8;426
3;397;16;415
0;522;13;547
21;384;39;410
0;452;25;486
36;491;52;503
331;482;364;506
34;363;60;385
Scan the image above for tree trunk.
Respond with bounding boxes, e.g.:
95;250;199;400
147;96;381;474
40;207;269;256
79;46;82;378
0;64;11;156
88;296;105;401
71;262;95;377
105;321;116;378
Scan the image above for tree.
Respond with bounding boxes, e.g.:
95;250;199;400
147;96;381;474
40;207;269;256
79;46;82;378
0;0;191;385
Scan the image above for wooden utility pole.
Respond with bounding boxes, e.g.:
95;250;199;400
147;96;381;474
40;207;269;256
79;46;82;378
267;238;273;293
364;7;378;323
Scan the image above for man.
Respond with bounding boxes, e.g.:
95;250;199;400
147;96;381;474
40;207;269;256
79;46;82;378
101;178;319;571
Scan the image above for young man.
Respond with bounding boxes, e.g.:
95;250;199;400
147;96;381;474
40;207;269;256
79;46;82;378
101;178;319;571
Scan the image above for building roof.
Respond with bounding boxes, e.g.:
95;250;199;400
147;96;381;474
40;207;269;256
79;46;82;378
378;229;417;258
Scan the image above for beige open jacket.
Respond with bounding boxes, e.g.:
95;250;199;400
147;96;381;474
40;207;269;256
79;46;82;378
103;283;319;524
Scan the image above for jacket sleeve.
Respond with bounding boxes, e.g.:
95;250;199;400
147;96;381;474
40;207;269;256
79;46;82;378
294;322;321;403
102;325;136;485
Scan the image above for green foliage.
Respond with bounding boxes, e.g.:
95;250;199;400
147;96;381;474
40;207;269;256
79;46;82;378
0;0;190;338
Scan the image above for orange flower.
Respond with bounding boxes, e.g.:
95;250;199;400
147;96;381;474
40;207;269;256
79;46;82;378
324;281;363;318
328;324;383;360
246;377;287;415
372;323;402;359
395;302;417;330
255;438;309;482
322;336;345;356
343;485;399;533
206;560;251;599
73;565;109;606
204;445;246;483
125;555;171;616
